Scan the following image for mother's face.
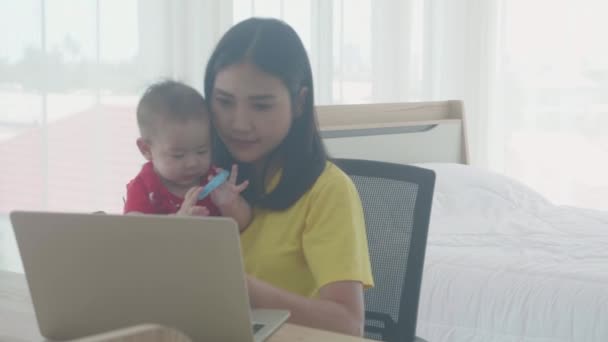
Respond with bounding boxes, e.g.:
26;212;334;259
211;62;293;165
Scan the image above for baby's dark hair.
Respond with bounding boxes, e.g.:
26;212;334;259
137;80;208;138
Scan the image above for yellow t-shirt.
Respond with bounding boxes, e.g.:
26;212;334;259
240;161;374;298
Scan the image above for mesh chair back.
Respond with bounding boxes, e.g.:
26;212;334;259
333;159;435;342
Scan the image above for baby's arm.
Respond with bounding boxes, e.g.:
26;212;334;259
218;196;252;232
123;178;156;214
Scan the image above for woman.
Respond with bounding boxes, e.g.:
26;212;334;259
204;18;373;336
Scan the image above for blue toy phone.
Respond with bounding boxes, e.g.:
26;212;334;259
198;170;230;200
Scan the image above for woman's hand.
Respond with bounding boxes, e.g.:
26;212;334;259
175;186;210;216
210;164;249;211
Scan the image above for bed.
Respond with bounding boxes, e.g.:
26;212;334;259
318;101;608;342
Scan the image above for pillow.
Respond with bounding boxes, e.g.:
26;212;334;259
413;163;554;235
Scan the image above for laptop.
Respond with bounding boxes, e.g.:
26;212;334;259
10;211;289;342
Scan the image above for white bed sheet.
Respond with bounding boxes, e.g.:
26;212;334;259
415;163;608;342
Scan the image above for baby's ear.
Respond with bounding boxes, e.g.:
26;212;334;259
136;138;153;161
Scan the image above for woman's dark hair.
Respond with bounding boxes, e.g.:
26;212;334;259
204;18;327;210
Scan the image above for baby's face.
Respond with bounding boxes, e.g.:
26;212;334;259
147;117;212;188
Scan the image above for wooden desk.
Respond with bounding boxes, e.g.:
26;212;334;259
0;270;371;342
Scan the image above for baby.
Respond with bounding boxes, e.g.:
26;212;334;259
123;80;251;231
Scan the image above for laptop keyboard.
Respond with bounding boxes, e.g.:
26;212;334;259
252;323;265;333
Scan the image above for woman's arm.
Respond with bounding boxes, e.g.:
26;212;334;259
247;276;365;336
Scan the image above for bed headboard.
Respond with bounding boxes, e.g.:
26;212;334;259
317;100;469;165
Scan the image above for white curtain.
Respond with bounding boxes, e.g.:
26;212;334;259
1;0;607;215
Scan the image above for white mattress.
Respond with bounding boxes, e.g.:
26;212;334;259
415;164;608;342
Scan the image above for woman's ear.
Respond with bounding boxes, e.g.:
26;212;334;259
136;138;153;161
294;87;309;118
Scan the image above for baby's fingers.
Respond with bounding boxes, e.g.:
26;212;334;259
190;206;210;216
228;164;239;185
183;186;203;206
235;180;249;193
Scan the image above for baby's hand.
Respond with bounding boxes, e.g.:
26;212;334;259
176;186;211;216
210;165;249;210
